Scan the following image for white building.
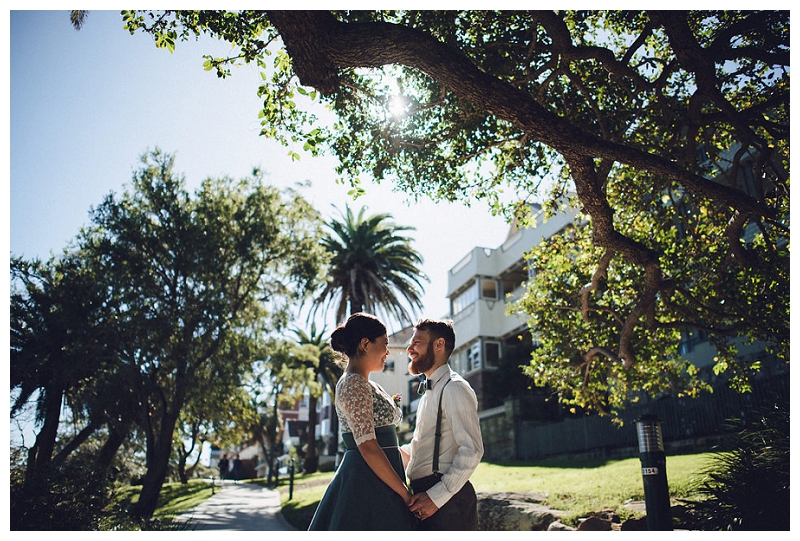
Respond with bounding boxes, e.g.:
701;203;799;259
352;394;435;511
444;204;578;410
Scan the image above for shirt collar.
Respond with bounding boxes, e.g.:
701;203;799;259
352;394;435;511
426;364;451;389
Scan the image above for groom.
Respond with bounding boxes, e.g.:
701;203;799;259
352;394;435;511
400;318;484;530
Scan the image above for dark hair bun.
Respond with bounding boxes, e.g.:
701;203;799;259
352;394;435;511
329;325;351;355
328;313;386;359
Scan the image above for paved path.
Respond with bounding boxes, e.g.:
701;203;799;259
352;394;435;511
175;481;297;531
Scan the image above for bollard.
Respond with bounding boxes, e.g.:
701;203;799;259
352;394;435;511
635;414;672;530
210;476;215;495
289;458;295;500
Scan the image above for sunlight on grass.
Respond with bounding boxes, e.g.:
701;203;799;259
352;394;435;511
154;480;217;519
276;453;715;529
124;454;714;530
470;453;713;523
278;472;335;529
111;479;217;522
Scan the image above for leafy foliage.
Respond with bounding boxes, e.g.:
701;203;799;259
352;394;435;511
10;253;122;492
76;149;328;516
10;446;111;531
10;148;330;522
312;205;428;327
681;401;790;530
117;11;788;412
285;324;343;473
516;205;708;414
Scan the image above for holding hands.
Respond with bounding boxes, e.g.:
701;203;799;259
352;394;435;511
408;492;438;521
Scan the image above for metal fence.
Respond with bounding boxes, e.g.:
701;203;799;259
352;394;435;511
514;374;789;460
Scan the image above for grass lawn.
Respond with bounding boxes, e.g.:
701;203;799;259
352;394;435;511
122;452;712;530
276;471;337;530
277;452;714;530
469;453;711;523
110;478;219;529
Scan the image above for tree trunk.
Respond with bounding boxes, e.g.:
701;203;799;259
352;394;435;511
268;396;282;484
183;444;204;481
256;439;267;478
177;452;189;484
52;418;102;467
80;421;129;501
24;384;63;490
328;406;339;456
176;431;199;484
303;394;319;473
133;412;180;518
96;421;129;473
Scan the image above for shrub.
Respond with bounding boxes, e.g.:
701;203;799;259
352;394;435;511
10;450;111;530
682;400;789;530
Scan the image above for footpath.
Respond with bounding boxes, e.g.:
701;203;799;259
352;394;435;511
174;481;297;531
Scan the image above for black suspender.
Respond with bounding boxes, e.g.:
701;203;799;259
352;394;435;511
432;378;451;476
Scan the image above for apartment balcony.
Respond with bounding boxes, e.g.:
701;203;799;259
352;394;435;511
447;208;578;298
452;296;528;345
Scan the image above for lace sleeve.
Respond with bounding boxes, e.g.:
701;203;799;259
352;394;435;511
336;374;376;446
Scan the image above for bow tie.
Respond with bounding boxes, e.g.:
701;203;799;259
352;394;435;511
417;377;432;395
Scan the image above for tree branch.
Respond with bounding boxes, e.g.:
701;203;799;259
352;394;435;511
579;248;615;322
266;11;772;220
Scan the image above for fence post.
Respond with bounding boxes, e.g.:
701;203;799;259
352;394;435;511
635;414;672;530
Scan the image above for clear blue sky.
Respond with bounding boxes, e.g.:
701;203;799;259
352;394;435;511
8;9;515;332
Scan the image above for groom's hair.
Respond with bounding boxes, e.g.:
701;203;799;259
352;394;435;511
414;318;455;357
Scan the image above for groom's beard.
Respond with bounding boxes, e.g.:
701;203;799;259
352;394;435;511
409;343;436;375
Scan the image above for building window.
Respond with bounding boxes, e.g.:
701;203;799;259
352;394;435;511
467;341;481;372
481;278;499;300
459;339;502;372
484;341;501;368
696;143;710;166
452;281;478;314
451;349;466;374
739;163;758;198
679;329;706;355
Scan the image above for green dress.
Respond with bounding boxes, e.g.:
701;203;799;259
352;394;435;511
308;373;417;531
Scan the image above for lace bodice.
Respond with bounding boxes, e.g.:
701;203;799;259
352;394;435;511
336;373;403;446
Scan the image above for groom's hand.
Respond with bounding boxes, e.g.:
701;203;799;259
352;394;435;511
408;492;439;520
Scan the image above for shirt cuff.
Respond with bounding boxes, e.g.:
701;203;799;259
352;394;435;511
426;482;452;509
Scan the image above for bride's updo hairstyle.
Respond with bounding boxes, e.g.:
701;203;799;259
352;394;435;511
330;313;387;360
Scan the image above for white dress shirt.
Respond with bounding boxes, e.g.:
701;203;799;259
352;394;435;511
401;364;484;509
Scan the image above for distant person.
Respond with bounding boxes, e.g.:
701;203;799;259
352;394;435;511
218;453;229;481
401;318;484;530
231;453;242;483
308;313;417;530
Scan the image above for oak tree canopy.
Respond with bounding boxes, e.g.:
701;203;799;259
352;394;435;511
118;10;789;412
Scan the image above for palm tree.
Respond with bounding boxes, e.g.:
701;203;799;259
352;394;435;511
291;324;342;473
313;205;428;327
